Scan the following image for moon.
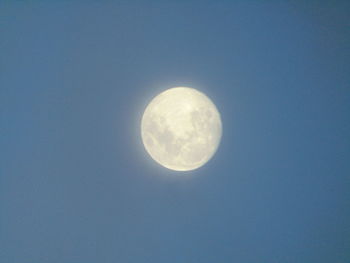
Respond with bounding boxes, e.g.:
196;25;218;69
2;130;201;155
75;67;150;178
141;87;222;171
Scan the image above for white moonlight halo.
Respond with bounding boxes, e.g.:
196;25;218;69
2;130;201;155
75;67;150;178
141;87;222;171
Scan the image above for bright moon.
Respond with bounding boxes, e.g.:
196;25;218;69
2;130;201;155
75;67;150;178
141;87;222;171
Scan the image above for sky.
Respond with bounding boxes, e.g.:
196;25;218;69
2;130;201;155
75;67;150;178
1;1;350;262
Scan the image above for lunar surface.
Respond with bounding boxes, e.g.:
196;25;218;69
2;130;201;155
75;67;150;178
141;87;222;171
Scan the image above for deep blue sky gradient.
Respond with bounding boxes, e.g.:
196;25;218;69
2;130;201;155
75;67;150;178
1;2;350;262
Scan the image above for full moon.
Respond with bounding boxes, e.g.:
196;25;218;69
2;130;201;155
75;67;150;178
141;87;222;171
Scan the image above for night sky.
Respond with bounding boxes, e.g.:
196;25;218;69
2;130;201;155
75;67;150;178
1;2;350;262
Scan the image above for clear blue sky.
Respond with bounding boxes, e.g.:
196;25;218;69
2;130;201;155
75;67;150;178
1;1;349;262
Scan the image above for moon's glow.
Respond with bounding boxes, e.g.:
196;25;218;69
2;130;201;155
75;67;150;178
141;87;222;171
